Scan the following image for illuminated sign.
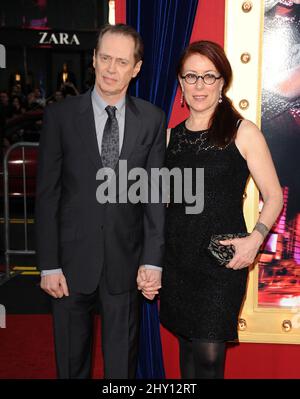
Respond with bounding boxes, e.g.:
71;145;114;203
38;32;80;45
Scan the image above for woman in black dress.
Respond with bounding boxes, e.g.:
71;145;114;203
138;41;283;379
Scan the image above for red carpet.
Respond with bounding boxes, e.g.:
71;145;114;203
0;315;103;379
3;315;300;379
160;325;300;379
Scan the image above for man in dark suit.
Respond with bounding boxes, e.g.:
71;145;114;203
35;24;165;379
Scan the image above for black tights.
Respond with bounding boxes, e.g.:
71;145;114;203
178;336;226;379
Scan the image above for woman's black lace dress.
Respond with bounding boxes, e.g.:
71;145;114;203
160;120;250;341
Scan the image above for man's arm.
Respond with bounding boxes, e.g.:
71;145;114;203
140;109;166;267
137;109;166;300
35;105;69;298
35;105;62;270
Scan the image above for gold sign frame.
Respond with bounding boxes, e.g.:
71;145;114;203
225;0;300;344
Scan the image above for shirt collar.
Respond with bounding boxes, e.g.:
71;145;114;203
91;86;126;116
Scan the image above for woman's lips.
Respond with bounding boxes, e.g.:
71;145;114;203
193;95;207;101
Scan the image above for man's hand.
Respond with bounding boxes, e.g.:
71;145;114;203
137;266;162;300
40;273;69;298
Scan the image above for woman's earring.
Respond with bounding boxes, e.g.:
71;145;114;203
180;92;185;108
218;92;223;103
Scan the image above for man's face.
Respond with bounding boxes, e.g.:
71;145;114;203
93;32;142;103
0;92;9;106
55;91;63;101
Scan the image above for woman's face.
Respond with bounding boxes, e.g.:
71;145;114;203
179;53;224;117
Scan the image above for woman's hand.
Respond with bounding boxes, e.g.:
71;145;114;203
137;266;161;300
219;233;263;270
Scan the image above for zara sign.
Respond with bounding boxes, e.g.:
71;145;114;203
1;28;94;50
38;32;80;46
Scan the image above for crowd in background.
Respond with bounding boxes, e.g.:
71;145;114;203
0;81;80;122
0;68;88;150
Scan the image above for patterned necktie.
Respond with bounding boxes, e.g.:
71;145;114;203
101;105;119;169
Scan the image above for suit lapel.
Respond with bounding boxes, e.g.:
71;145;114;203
76;90;103;170
119;95;141;164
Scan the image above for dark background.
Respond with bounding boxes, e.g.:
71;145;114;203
0;0;109;95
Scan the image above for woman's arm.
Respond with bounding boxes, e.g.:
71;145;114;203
237;120;283;233
221;120;283;270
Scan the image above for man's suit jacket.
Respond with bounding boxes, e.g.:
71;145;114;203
35;89;166;294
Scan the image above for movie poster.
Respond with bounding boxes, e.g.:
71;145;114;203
258;0;300;307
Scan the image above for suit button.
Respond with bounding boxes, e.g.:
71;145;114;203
100;225;104;230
